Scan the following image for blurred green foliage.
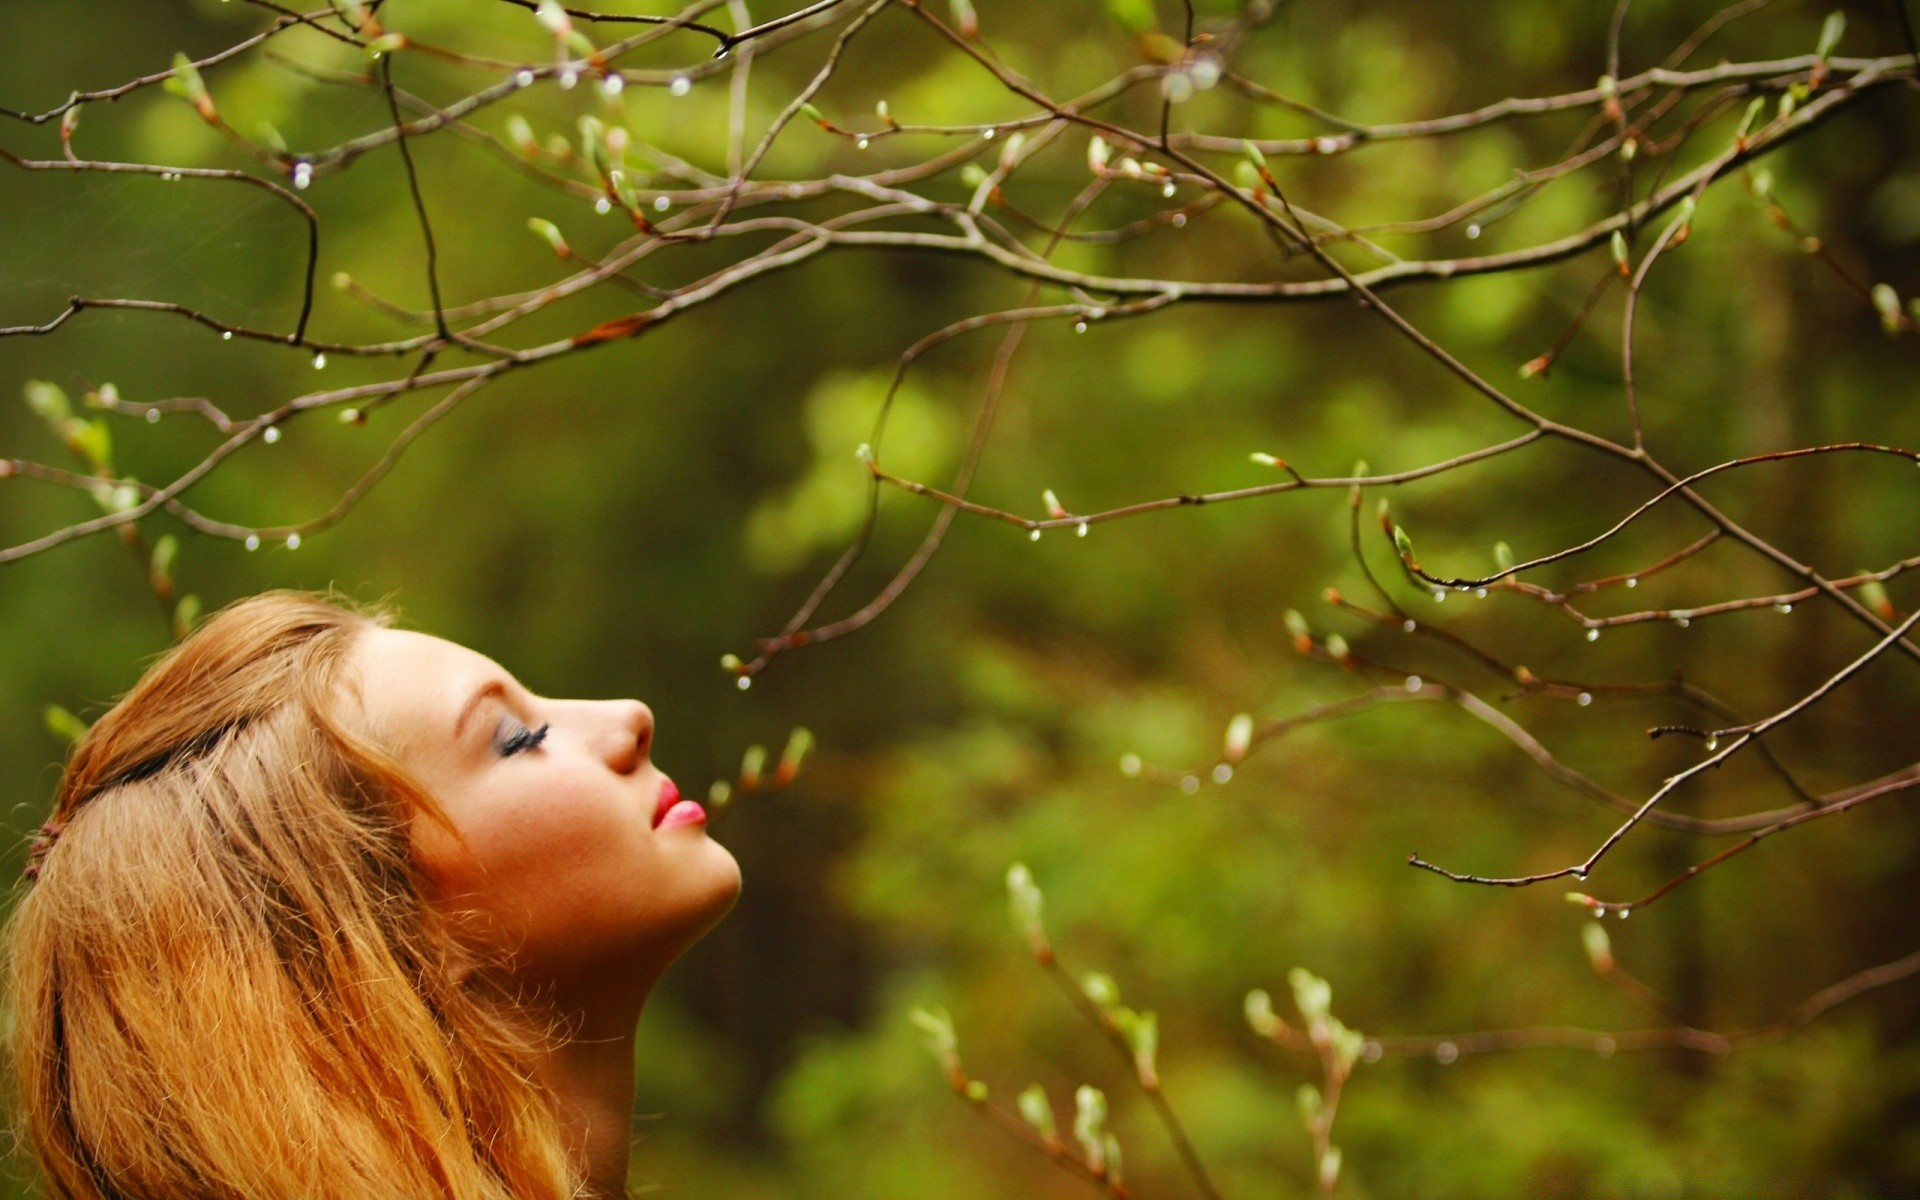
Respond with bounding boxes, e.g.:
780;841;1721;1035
3;1;1919;1197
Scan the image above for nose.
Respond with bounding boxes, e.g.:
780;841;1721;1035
600;699;654;774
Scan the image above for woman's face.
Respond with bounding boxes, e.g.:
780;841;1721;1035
345;627;739;1001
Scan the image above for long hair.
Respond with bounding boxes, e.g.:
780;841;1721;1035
4;591;582;1199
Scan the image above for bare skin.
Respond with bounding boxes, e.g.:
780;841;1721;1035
346;627;741;1199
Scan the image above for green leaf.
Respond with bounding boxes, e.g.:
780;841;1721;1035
1815;11;1845;59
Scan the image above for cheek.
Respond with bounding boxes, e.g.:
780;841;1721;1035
421;771;729;969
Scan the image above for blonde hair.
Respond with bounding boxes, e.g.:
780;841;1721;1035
4;590;583;1199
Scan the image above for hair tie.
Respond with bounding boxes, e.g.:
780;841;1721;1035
23;821;66;884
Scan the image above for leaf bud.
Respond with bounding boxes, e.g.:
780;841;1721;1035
1296;1082;1323;1124
775;726;813;784
1244;988;1284;1038
1610;229;1629;274
1042;488;1066;519
1017;1085;1057;1141
24;380;72;425
1325;633;1351;663
739;744;766;792
173;594;202;640
535;0;572;36
1007;863;1049;957
526;217;569;257
163;53;216;122
149;534;179;598
908;1006;962;1085
1858;576;1894;620
1288;967;1332;1024
1320;1147;1343;1192
44;704;90;745
1079;970;1119;1009
1224;712;1254;762
1073;1086;1108;1171
1583;921;1614;973
1494;541;1516;572
1284;608;1311;653
1871;283;1902;336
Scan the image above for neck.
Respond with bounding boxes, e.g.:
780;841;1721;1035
536;977;656;1200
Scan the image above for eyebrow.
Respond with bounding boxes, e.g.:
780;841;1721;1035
453;679;508;743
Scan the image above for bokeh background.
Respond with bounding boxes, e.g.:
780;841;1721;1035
3;1;1918;1196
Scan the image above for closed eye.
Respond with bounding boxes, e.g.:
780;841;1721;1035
497;720;550;757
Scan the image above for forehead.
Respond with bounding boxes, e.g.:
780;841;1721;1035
347;627;501;754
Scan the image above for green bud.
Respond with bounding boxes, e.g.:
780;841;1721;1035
535;0;571;35
173;594;202;640
1288;966;1332;1023
1102;1133;1124;1185
720;652;744;674
1610;229;1628;270
1233;160;1262;191
777;726;813;780
799;102;825;124
331;0;367;23
1006;863;1047;953
162;52;209;108
1079;970;1119;1009
1073;1086;1108;1170
964;1079;988;1102
1296;1082;1323;1124
1330;1017;1365;1076
1224;712;1254;762
365;33;407;57
1392;525;1414;559
960;163;989;188
24;380;71;425
1735;96;1766;142
506;114;537;155
1242;139;1268;171
1017;1084;1056;1140
1582;921;1614;973
1244;988;1284;1037
526;218;569;256
1872;283;1902;335
1494;541;1515;572
73;421;113;472
44;704;90;745
1320;1147;1343;1192
1324;633;1350;662
908;1006;960;1078
739;744;766;790
150;534;179;595
1283;609;1311;640
707;780;733;807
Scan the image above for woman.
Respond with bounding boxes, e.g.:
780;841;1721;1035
5;590;740;1199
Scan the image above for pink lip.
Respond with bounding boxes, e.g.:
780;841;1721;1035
651;777;704;830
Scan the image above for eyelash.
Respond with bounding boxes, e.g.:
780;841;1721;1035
497;720;551;757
